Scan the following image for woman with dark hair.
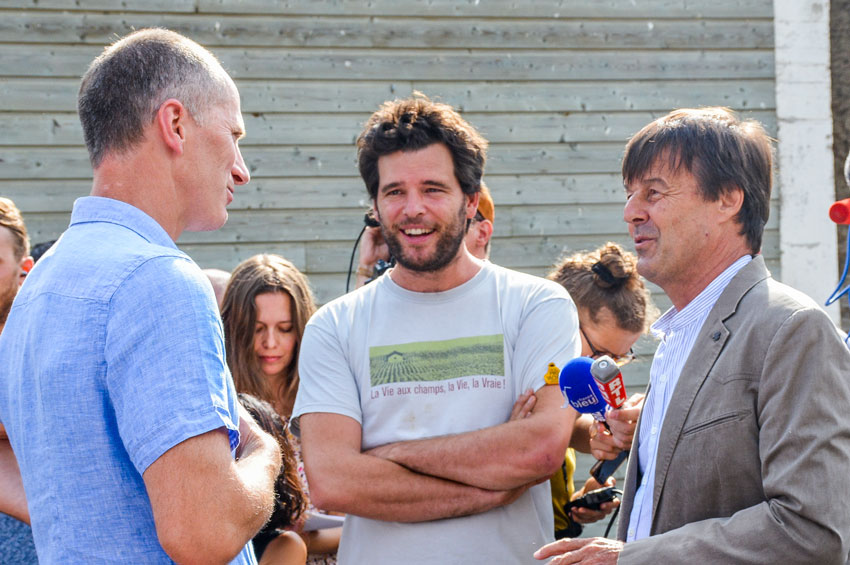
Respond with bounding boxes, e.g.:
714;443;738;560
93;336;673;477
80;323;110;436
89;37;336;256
514;242;657;539
239;394;307;565
222;255;340;564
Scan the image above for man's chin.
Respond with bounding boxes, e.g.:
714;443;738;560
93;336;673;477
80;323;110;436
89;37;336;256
186;211;229;233
395;252;457;273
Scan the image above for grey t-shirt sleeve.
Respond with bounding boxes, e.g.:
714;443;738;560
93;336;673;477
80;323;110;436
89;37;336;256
513;282;581;393
292;305;364;433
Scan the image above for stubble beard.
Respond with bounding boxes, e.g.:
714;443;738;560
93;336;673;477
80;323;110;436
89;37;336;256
381;204;467;273
0;278;17;329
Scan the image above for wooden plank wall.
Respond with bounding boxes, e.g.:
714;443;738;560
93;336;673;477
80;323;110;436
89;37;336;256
0;1;776;365
1;0;776;537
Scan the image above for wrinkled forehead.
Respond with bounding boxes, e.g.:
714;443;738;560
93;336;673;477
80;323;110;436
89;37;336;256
623;151;695;189
623;144;696;187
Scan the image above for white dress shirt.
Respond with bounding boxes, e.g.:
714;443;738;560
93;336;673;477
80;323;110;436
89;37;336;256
626;254;752;541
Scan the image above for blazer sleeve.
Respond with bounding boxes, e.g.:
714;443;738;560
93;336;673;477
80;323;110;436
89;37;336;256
619;307;850;565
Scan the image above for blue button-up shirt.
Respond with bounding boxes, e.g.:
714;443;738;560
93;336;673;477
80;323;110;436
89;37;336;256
626;255;752;541
0;197;254;564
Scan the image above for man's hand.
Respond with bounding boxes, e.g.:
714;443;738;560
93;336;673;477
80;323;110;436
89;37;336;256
355;225;390;288
569;476;619;524
359;225;389;268
510;388;537;420
235;402;271;460
534;537;623;564
589;393;643;461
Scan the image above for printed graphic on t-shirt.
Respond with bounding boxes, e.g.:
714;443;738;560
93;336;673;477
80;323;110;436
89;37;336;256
369;334;504;386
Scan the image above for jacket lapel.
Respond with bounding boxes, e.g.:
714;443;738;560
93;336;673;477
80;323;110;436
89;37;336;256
649;256;770;531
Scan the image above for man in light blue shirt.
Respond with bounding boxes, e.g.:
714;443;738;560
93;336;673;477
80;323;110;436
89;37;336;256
536;109;850;564
0;29;281;563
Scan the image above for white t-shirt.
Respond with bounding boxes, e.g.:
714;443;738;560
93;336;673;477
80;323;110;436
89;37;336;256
293;261;580;564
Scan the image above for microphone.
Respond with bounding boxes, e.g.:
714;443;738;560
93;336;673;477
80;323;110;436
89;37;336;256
559;357;628;483
587;355;630;483
591;356;627;409
558;357;607;423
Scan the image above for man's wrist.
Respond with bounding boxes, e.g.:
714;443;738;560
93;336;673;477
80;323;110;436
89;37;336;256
356;265;374;278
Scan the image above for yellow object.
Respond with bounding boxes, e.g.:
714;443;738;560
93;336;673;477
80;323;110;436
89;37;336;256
544;362;560;385
551;447;576;533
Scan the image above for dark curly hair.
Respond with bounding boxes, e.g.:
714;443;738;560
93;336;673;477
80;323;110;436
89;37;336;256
238;393;305;529
356;93;488;200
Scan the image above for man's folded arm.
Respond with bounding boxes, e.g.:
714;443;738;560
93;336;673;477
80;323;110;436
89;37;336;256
299;412;535;523
143;412;281;565
366;384;573;491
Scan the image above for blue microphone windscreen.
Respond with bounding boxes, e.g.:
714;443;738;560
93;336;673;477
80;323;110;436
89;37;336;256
559;356;607;415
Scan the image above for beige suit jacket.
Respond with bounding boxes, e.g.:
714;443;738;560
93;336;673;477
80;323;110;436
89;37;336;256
618;256;850;564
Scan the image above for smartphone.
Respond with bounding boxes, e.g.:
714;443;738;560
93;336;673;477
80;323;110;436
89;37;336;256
564;486;619;512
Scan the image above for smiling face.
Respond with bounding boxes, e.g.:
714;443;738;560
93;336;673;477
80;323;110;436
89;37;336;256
374;143;478;276
623;159;738;306
181;81;250;232
252;291;298;380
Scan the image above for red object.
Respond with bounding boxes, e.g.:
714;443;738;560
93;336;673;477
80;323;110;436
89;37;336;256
830;198;850;224
590;356;628;409
596;374;627;408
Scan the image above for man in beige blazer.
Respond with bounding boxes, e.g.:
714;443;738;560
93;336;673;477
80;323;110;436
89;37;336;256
535;108;850;564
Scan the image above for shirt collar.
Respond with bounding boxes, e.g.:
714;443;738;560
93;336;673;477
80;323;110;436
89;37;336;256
69;196;177;250
651;254;753;338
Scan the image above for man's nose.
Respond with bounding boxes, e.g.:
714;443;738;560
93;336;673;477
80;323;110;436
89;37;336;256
623;194;646;226
232;147;250;186
403;190;426;218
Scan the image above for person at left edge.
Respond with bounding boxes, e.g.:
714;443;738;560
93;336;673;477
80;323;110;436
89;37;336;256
292;94;580;564
0;198;36;564
0;29;281;563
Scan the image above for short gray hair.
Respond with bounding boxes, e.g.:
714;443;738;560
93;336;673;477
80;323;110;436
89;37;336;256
78;28;232;167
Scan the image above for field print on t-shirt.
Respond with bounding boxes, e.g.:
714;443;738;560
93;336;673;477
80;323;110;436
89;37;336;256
369;334;504;386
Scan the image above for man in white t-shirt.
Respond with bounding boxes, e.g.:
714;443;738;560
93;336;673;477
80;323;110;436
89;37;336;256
293;95;581;564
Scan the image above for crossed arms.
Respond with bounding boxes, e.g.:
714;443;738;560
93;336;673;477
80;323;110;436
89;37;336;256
299;384;573;523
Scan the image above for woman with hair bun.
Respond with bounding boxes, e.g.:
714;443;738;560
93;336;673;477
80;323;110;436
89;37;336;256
222;254;340;564
513;242;657;539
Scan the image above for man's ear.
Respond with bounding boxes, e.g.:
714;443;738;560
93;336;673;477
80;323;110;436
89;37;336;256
718;186;744;222
477;219;494;246
155;98;189;156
